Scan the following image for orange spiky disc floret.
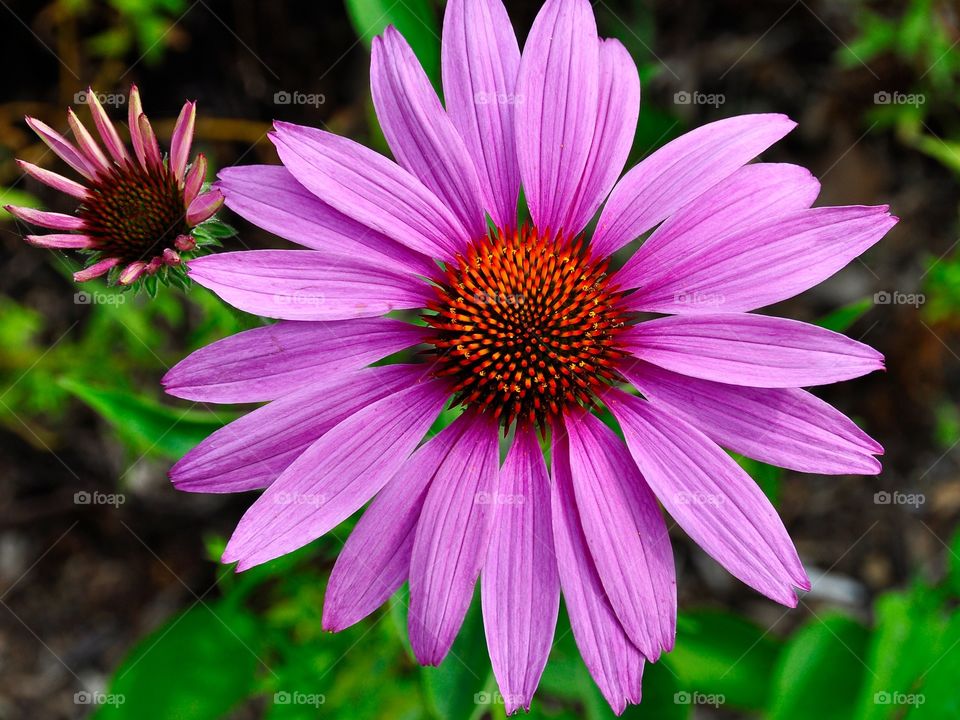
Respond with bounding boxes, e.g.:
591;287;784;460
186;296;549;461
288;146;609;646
424;224;632;430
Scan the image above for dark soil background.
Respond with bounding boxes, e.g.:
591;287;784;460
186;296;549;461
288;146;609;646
1;0;958;718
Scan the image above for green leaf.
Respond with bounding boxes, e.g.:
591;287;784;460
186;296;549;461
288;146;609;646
420;590;492;720
768;613;870;720
948;527;960;597
816;297;874;333
0;188;41;218
60;378;236;459
853;588;948;720
906;614;960;719
93;604;260;720
734;454;782;506
344;0;441;87
666;610;780;711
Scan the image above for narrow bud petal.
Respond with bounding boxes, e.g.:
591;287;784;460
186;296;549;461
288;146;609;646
86;87;129;163
128;84;147;168
170;101;196;182
5;205;85;231
137;113;163;170
119;261;148;285
145;256;164;274
186;189;224;226
75;257;121;282
66;108;110;174
24;117;95;180
25;233;95;249
162;248;181;265
183;153;207;206
15;159;89;200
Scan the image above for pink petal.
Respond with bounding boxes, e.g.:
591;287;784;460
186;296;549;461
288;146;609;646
73;257;121;281
170;101;196;181
622;313;884;388
222;376;448;570
481;426;559;714
323;415;472;632
562;38;640;236
66;108;110;174
183;153;207;207
26;233;95;249
272;122;470;261
409;412;499;665
25;117;96;180
372;27;487;239
16;159;89;200
624;205;897;313
171;365;421;493
441;0;521;229
86;88;129;163
565;411;676;661
118;261;147;285
217;165;435;277
187;249;430;321
164;318;425;403
605;388;810;606
185;189;223;226
591;114;796;258
617;162;820;293
137;112;162;170
128;85;147;168
5;205;85;231
623;361;883;475
515;0;600;234
551;429;644;714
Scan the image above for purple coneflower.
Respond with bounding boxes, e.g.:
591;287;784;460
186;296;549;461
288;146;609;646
5;86;223;286
164;0;895;713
